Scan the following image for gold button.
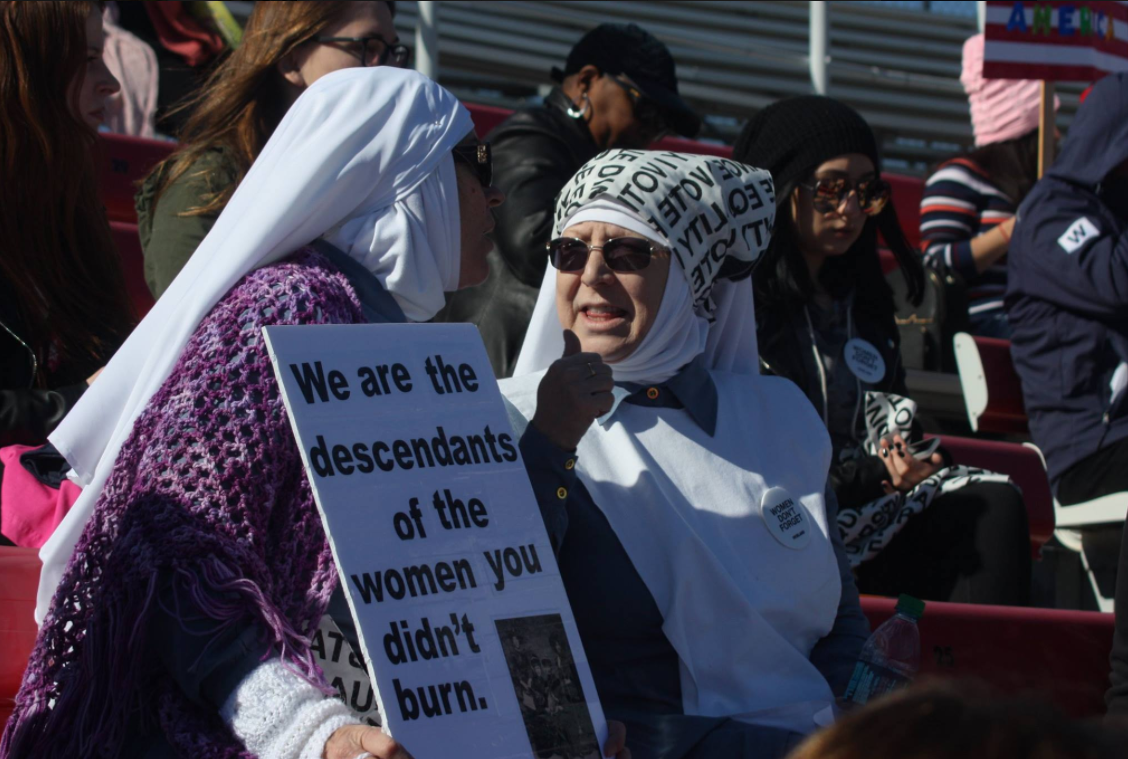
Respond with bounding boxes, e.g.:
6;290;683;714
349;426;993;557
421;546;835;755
556;487;568;500
647;387;659;400
565;458;575;470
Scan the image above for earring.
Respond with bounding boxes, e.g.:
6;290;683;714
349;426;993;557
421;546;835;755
566;93;591;120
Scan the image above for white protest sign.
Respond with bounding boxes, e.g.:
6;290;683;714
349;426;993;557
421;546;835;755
263;323;607;759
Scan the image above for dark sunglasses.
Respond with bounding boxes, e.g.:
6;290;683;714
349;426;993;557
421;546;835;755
451;142;492;187
547;237;660;272
314;35;412;68
800;176;891;216
608;76;672;140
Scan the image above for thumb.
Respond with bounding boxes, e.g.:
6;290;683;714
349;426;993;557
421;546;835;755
562;329;582;358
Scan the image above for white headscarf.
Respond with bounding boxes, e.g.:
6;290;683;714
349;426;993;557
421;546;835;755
513;150;773;383
502;151;841;733
38;67;473;622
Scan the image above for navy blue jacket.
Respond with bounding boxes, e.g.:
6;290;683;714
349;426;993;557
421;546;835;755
1006;73;1128;489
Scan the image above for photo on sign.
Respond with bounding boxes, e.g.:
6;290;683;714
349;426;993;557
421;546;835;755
496;614;599;759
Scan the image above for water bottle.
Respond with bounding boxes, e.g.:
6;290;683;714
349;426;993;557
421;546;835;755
844;594;925;706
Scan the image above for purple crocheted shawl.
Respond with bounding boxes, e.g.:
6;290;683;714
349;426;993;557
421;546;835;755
2;250;365;758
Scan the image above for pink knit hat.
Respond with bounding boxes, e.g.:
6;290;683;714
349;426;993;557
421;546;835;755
961;33;1059;147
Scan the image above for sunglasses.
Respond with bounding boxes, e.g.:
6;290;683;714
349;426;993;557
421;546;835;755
800;176;891;216
547;237;660;272
313;35;412;68
452;142;493;187
608;76;672;141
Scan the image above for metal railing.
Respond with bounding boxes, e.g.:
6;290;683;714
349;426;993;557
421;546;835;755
391;0;1083;175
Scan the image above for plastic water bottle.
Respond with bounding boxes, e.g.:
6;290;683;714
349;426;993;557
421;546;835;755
844;594;925;706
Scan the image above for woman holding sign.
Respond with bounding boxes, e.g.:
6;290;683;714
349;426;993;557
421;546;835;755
733;96;1030;607
5;67;628;759
501;150;871;758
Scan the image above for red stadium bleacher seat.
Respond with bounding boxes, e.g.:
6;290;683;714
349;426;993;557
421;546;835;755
0;548;40;732
953;333;1029;435
935;434;1055;556
885;173;924;251
110;221;155;319
97;133;176;225
861;596;1113;718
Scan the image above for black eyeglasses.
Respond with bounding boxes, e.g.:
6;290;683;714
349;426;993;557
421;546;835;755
608;75;671;141
314;35;411;68
800;176;891;216
452;142;493;187
547;237;661;272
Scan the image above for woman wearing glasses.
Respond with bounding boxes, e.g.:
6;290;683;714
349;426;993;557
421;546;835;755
501;149;870;758
137;1;410;299
734;96;1030;607
5;67;525;759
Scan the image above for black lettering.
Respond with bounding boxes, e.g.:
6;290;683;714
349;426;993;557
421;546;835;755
352;443;374;473
466;434;488;464
290;361;329;404
498;433;518;462
393;439;414;470
310;435;333;477
392;363;412;392
332;444;354;475
328;370;350;400
373;441;394;472
394;678;419;721
458;363;478;391
358;366;380;397
410;437;435;468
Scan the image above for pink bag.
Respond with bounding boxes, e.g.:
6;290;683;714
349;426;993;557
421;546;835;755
0;445;82;549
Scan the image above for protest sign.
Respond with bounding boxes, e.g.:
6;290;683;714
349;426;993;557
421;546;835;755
983;1;1128;81
262;323;607;759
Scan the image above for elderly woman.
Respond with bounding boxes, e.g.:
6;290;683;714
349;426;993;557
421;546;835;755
1;67;589;759
502;151;870;759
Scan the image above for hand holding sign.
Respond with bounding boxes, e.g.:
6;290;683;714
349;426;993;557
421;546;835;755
326;725;413;759
879;434;944;494
532;330;614;451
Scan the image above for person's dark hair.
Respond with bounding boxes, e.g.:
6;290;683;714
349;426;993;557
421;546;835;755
962;127;1041;206
753;170;923;326
0;0;134;380
734;95;923;325
149;0;396;217
786;680;1123;759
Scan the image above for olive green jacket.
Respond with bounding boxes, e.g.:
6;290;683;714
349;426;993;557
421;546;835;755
135;148;238;299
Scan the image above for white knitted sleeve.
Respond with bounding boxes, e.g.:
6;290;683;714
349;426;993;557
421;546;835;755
220;657;360;759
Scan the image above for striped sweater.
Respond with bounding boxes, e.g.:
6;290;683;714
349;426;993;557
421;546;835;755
919;158;1015;317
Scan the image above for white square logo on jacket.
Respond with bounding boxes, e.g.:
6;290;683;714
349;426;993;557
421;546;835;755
1058;217;1100;254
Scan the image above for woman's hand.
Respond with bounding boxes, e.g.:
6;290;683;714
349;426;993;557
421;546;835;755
878;434;944;494
604;719;631;758
324;725;413;759
531;329;614;451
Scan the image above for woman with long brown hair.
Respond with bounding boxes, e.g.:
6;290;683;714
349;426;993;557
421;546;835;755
0;0;132;448
138;0;409;298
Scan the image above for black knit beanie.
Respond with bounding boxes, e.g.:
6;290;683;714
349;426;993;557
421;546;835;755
732;96;880;193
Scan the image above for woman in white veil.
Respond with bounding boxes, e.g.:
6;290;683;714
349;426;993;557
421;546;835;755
502;150;870;759
5;67;508;759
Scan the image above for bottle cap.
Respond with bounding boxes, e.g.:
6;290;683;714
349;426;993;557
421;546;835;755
895;594;926;620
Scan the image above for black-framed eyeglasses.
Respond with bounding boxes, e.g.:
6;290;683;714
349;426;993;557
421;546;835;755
800;176;891;216
547;237;661;272
608;75;672;141
314;35;411;68
452;142;493;187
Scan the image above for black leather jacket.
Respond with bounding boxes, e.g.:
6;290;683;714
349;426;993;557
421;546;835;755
0;279;91;447
437;88;600;377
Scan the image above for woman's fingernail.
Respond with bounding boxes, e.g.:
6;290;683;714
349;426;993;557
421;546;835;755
897;450;905;458
894;441;903;450
881;448;888;457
